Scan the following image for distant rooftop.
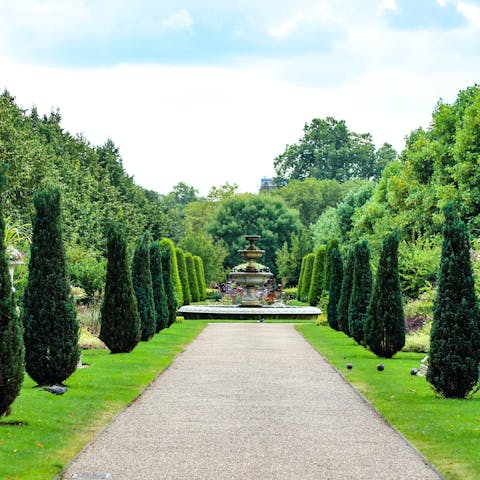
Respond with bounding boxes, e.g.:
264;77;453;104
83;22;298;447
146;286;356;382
260;177;275;192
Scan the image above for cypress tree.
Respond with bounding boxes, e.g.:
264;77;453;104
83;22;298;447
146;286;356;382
100;224;140;353
0;173;24;417
324;239;339;291
193;256;207;301
348;240;372;344
302;253;315;302
176;247;191;305
160;238;183;306
364;232;405;358
337;249;354;336
132;232;156;341
308;246;326;306
296;256;307;300
185;252;200;302
22;187;79;385
150;241;169;332
160;245;178;327
427;205;480;398
327;247;343;331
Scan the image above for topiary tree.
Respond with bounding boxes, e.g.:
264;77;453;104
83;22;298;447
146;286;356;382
337;248;354;336
427;205;480;398
324;239;339;291
160;238;183;306
150;241;169;332
308;246;326;306
175;247;191;305
0;172;25;416
100;223;141;353
193;255;207;301
348;240;372;344
160;244;178;327
132;232;156;341
327;247;343;331
185;252;200;303
22;186;79;385
364;232;405;358
296;255;307;300
301;253;315;302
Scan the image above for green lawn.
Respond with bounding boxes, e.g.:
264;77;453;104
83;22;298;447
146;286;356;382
0;320;207;480
297;323;480;480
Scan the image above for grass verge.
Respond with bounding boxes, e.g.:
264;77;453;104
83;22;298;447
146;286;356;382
297;323;480;480
0;320;207;480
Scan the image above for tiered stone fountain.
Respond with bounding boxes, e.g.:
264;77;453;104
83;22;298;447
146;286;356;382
179;234;320;320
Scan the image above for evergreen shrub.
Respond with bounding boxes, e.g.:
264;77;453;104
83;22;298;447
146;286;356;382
193;256;207;300
308;246;326;306
296;256;307;300
160;238;183;306
185;252;200;302
327;247;343;331
302;253;315;302
150;241;169;332
22;187;79;385
176;247;191;305
337;248;354;336
160;245;178;327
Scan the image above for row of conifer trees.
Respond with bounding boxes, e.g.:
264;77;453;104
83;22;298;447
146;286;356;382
0;181;207;419
297;204;480;399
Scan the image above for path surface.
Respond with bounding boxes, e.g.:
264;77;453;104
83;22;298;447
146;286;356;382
62;324;443;480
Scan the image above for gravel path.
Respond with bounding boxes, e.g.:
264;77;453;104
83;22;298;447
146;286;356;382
62;323;443;480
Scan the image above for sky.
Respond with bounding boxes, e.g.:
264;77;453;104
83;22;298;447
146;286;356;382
1;0;480;196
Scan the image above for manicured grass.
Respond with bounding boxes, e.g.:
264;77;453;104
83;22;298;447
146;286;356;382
297;324;480;480
0;320;206;480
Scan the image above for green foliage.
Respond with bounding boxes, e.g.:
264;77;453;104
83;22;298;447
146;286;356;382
150;241;169;332
132;232;156;342
160;244;178;327
300;253;315;302
296;256;307;300
22;186;79;385
324;239;339;290
0;211;24;417
185;252;200;302
427;205;480;398
67;246;106;298
208;193;301;276
308;246;326;306
274;117;393;184
175;247;191;306
337;249;354;336
364;233;405;358
159;238;183;306
100;224;140;353
327;247;343;331
348;240;372;344
193;256;207;301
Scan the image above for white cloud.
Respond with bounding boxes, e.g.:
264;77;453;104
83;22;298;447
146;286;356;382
437;0;447;6
378;0;397;14
267;13;306;38
457;2;480;27
160;9;194;32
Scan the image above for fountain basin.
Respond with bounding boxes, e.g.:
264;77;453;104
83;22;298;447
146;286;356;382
178;304;320;320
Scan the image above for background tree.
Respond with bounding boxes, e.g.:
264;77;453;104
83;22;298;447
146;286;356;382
193;256;207;301
327;247;343;331
337;249;354;336
160;245;178;327
308;246;326;306
100;224;140;353
208;193;301;276
348;240;373;344
364;232;405;357
273;117;394;184
0;170;24;417
150;241;169;332
132;232;156;341
176;247;191;306
185;252;200;302
22;187;79;385
427;205;480;398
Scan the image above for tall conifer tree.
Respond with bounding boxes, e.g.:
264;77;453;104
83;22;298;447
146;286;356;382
161;245;178;327
22;187;79;385
327;247;343;331
301;253;316;303
160;238;183;306
193;256;207;301
100;224;140;353
0;171;24;417
308;246;326;306
296;256;307;300
364;232;405;357
150;241;169;332
348;240;372;344
337;249;354;336
132;232;156;341
176;247;191;306
185;252;200;302
427;205;480;398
